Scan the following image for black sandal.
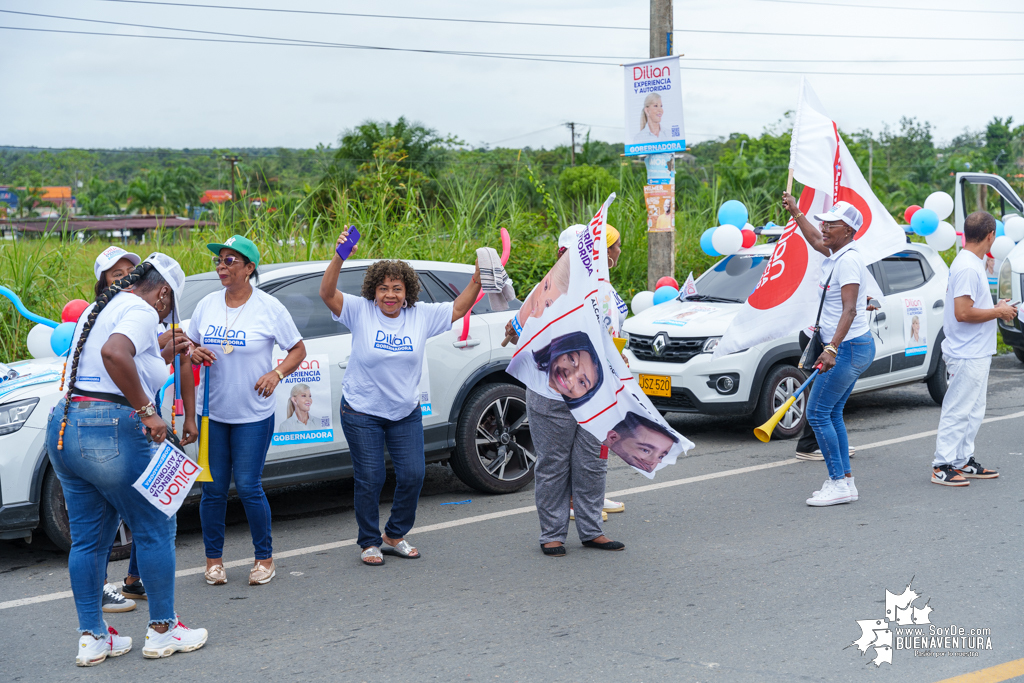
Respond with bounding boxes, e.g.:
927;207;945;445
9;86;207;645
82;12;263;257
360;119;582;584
541;544;566;557
582;539;625;551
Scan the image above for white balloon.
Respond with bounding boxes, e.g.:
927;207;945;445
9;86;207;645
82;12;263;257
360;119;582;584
631;290;655;316
27;323;56;359
991;235;1015;261
925;221;957;252
1003;215;1024;243
711;224;743;256
923;191;954;221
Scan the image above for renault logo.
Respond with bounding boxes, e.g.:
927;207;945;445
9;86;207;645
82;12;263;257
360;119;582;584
652;333;668;357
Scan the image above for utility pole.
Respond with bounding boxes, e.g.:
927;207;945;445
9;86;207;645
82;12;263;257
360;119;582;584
647;0;674;291
566;122;578;166
222;154;241;224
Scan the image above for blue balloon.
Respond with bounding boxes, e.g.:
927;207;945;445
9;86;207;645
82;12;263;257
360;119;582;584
700;228;721;256
910;208;939;236
50;321;76;356
717;200;749;229
995;220;1005;238
653;285;679;306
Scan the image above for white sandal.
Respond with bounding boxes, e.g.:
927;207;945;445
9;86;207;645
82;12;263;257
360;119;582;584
360;546;385;566
381;539;420;559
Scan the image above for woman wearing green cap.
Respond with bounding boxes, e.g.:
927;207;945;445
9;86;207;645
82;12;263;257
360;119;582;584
187;235;307;586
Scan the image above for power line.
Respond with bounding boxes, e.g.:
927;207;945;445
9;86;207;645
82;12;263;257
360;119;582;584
9;25;1024;77
751;0;1024;14
0;9;637;60
674;27;1024;42
81;0;649;31
683;56;1024;64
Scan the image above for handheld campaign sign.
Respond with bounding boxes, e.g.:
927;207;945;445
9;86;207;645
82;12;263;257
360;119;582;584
272;353;334;446
132;441;204;518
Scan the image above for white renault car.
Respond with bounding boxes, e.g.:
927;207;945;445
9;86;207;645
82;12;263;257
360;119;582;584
0;260;531;554
622;241;951;438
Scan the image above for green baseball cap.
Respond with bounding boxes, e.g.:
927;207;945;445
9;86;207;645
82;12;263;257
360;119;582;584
207;234;260;266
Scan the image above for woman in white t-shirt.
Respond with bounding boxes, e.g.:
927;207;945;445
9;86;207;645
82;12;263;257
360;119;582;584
318;229;482;566
783;194;876;508
45;254;209;664
188;235;306;587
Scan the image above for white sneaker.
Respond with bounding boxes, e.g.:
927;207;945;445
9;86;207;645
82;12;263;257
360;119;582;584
813;477;858;501
806;479;852;506
101;583;136;613
143;620;209;658
76;626;131;666
603;498;625;513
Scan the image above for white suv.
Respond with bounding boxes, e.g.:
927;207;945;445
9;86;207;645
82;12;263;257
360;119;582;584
622;242;951;438
0;260;530;553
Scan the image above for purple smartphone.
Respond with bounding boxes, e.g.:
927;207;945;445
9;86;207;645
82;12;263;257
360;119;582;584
336;226;360;260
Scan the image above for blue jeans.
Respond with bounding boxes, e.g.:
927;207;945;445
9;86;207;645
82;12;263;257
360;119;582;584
45;399;177;634
200;416;275;560
107;534;139;579
340;399;425;549
807;332;875;480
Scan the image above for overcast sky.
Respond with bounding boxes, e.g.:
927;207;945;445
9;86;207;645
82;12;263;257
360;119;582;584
2;0;1022;151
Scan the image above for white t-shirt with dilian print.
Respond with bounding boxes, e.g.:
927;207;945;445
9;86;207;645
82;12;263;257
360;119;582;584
70;293;168;403
187;288;302;424
334;296;454;421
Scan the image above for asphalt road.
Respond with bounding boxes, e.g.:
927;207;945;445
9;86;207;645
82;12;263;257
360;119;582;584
2;354;1023;682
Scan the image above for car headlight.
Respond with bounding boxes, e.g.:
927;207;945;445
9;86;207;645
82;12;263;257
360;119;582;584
997;258;1013;301
0;397;39;436
702;336;722;353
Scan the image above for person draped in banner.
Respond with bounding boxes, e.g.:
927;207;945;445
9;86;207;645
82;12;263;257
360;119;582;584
319;229;483;567
503;225;627;556
782;193;876;507
44;254;208;666
188;236;307;587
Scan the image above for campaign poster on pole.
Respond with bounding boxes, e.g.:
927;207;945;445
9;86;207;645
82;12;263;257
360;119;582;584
902;298;927;357
644;184;675;232
623;56;685;157
271;353;333;446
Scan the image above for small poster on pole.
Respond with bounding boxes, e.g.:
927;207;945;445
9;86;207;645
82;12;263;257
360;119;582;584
623;56;685;157
902;298;927;357
272;354;334;446
644;185;675;232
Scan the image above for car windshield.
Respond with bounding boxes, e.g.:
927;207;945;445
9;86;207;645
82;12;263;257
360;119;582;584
690;254;768;303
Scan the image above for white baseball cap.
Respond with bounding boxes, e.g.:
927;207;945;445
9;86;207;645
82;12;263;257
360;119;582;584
814;201;864;230
93;246;141;281
557;225;586;251
144;253;186;324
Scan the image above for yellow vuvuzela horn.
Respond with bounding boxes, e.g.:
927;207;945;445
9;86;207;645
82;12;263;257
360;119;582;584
195;361;213;483
754;367;820;443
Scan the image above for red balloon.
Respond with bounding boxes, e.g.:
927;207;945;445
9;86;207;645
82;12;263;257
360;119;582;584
655;276;679;290
741;229;757;248
61;299;89;323
903;205;922;224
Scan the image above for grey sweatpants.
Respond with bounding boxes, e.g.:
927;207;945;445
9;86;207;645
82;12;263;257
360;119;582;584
526;389;607;544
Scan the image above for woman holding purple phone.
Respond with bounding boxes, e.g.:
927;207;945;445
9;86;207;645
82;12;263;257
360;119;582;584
319;229;483;566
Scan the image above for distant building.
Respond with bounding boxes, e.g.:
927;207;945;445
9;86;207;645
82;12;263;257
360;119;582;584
199;190;232;204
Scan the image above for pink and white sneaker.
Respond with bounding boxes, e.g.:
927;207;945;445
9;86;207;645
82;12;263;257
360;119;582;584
142;619;209;659
76;626;131;666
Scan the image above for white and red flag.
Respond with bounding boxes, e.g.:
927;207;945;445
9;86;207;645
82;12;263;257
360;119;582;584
714;78;901;358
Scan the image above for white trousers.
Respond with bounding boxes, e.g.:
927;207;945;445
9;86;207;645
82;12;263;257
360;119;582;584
932;356;990;468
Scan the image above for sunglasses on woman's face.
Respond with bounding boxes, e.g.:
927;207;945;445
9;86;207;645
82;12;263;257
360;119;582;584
212;255;243;267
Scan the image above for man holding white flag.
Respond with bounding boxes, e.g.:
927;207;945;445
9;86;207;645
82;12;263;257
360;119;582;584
714;78;902;360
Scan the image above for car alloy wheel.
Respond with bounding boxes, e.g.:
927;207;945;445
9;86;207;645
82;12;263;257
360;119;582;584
474;395;534;483
772;376;806;431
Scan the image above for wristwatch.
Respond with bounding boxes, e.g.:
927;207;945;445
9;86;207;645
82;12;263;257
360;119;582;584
137;402;157;418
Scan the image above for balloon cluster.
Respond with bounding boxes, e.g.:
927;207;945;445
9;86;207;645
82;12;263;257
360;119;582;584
701;200;756;257
905;191;1024;259
631;276;680;315
26;300;89;359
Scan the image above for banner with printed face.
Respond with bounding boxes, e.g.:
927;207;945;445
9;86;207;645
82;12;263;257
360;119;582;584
624;56;685;157
133;441;203;518
903;297;928;356
271;353;333;446
644;184;675;232
507;194;694;478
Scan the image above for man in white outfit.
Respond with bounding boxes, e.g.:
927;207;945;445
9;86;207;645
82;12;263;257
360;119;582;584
931;211;1018;486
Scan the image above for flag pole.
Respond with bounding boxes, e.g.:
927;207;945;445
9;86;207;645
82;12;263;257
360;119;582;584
787;76;806;196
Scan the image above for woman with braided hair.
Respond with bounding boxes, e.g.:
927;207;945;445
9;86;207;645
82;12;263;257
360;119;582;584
44;254;209;666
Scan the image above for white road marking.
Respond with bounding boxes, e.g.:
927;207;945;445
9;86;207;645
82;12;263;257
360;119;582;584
3;409;1021;612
